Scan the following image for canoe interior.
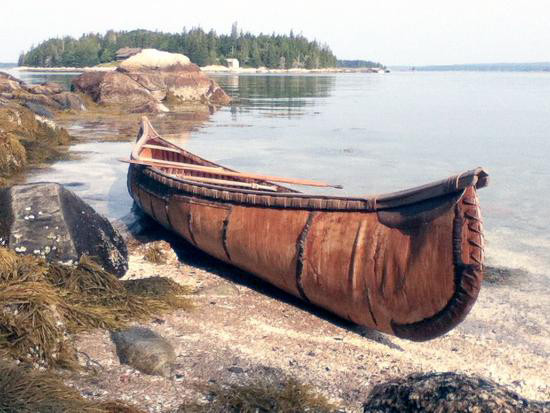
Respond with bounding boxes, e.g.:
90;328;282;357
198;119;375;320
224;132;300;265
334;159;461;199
135;136;296;193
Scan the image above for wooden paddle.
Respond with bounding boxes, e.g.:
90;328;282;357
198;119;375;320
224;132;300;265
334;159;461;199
119;157;343;189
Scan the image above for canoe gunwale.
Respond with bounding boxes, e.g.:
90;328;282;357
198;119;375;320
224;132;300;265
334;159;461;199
131;117;489;212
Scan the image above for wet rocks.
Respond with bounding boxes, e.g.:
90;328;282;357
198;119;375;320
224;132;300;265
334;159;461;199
71;49;230;113
0;71;86;112
0;103;71;180
23;101;53;118
0;182;128;276
362;372;549;412
111;327;175;377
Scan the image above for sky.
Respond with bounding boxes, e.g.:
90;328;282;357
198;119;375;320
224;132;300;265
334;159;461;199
2;0;550;65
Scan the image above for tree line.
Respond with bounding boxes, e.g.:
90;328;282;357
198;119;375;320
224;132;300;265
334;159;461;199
18;24;343;69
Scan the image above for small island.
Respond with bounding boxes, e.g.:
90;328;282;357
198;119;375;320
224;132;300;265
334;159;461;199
17;25;387;73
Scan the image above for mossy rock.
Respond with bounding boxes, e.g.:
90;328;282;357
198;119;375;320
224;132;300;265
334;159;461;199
0;104;71;179
0;132;26;177
362;372;549;412
111;326;175;377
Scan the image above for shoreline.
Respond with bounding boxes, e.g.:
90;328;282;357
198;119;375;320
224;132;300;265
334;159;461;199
15;65;389;74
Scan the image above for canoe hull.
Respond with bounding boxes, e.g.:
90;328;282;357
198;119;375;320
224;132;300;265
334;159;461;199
128;164;485;341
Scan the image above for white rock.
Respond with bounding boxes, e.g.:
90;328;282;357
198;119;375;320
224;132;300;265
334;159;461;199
119;49;191;71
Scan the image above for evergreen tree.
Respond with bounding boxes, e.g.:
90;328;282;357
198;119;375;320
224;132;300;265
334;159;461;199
17;27;352;69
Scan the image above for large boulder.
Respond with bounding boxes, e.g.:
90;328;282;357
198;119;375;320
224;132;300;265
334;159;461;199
71;49;230;113
362;372;549;412
0;182;128;276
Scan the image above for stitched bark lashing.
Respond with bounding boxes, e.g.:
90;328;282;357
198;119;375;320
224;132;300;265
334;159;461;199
187;211;197;246
390;192;484;341
295;211;318;302
365;288;378;326
221;208;233;262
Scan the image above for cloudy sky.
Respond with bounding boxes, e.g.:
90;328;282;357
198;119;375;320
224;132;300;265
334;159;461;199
2;0;549;65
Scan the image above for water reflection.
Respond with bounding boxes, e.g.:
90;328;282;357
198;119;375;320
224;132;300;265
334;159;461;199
5;69;77;90
212;74;335;119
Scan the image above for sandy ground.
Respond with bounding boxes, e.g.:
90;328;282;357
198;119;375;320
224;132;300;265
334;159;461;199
64;224;550;413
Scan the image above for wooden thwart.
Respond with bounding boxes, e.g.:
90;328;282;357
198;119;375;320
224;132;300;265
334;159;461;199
179;175;278;191
142;144;182;153
119;157;343;189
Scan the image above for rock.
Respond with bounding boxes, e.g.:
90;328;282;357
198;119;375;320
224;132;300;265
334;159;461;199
51;92;86;111
0;72;23;94
111;327;175;377
206;80;232;105
23;82;65;95
72;49;230;113
0;103;71;180
0;71;84;112
200;282;240;297
227;366;244;374
23;101;53;118
118;48;191;71
362;372;549;413
72;70;158;112
0;182;128;276
128;100;169;114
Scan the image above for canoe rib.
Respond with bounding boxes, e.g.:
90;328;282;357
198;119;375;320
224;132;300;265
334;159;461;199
127;117;489;341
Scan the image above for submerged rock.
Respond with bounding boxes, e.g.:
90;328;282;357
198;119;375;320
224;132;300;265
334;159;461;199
363;372;549;412
0;182;128;276
72;49;230;113
111;326;175;377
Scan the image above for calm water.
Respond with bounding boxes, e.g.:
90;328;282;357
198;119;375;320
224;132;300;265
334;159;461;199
8;68;550;279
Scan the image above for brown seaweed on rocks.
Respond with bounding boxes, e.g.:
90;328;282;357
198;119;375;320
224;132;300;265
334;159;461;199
0;247;192;368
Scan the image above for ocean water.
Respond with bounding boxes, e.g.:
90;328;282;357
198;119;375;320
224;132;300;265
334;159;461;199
196;72;550;280
8;68;550;280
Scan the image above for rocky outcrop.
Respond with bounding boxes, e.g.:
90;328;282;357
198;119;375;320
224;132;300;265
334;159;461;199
72;49;231;113
363;372;549;412
0;182;128;276
0;71;86;112
111;327;175;377
0;102;71;181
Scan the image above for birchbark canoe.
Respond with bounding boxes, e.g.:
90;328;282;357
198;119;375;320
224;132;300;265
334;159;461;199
127;116;489;341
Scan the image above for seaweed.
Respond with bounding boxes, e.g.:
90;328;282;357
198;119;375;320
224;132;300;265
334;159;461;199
0;361;145;413
178;377;339;413
0;133;26;178
0;104;71;181
143;243;167;264
0;248;192;368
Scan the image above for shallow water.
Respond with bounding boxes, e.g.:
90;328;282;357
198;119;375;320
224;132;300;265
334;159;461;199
9;68;550;281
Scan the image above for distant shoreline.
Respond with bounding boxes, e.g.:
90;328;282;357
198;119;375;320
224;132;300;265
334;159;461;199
15;65;389;74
